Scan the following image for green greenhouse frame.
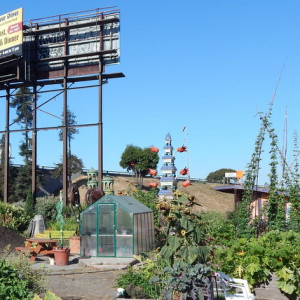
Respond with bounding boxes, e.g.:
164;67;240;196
80;195;155;257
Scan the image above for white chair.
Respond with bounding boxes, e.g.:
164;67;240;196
217;272;255;300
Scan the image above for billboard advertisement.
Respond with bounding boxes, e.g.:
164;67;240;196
0;8;23;58
23;9;120;79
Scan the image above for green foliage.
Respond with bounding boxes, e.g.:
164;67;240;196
215;230;300;297
24;190;35;218
52;154;84;180
286;131;300;232
130;188;159;227
158;193;211;265
200;212;235;246
234;122;266;238
33;291;63;300
117;257;162;299
0;252;46;299
11;165;32;202
5;250;47;296
0;202;31;232
0;258;32;299
151;262;213;300
47;215;78;231
35;195;59;222
206;168;235;183
120;145;159;187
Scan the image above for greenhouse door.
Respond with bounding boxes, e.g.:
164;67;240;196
97;203;116;257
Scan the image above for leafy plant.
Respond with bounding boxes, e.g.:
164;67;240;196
35;195;59;222
47;215;78;231
117;260;162;299
201;212;235;246
151;262;213;300
215;230;300;297
158;194;211;265
0;202;31;232
0;251;46;300
24;190;35;218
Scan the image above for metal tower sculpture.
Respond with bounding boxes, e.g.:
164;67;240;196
158;133;177;200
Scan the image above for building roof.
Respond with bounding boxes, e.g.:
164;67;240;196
82;195;153;214
214;185;289;197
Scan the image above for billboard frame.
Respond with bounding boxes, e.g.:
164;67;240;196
0;8;124;205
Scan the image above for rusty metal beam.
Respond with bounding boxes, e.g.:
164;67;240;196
32;85;37;199
24;16;119;36
4;87;10;203
0;72;124;91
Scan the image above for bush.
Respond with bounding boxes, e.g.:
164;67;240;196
0;202;31;232
46;216;78;231
201;211;235;246
215;230;300;297
0;253;46;299
35;195;59;221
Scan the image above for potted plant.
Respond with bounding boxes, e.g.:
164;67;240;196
52;191;70;266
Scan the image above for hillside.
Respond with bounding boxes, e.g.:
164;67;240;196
77;175;235;214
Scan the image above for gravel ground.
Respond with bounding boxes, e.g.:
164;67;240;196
43;268;124;300
0;226;128;299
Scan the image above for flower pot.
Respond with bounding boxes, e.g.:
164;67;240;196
69;236;81;254
53;248;70;266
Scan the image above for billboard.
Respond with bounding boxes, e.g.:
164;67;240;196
0;8;23;58
23;9;120;80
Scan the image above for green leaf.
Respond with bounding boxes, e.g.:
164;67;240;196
276;281;296;295
246;262;261;275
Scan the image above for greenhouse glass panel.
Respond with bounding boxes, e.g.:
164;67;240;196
80;195;155;257
98;203;116;256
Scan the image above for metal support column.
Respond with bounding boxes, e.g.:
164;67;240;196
62;18;69;206
62;73;68;206
98;68;103;188
4;87;10;203
32;85;37;199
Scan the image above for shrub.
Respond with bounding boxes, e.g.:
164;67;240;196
46;215;78;231
201;211;235;246
24;190;35;218
0;202;31;232
35;195;59;221
4;249;46;296
215;230;300;297
0;253;46;299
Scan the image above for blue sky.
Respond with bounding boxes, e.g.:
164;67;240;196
1;1;300;184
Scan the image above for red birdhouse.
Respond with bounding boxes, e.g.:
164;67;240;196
148;168;157;176
149;182;158;188
180;168;189;175
177;146;187;152
182;180;191;187
150;146;159;153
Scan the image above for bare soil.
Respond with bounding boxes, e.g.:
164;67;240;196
78;175;235;214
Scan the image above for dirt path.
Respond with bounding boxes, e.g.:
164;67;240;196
42;268;124;300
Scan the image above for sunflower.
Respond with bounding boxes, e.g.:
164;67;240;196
181;229;186;236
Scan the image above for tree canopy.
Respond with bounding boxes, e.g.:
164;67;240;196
206;168;236;183
120;145;159;187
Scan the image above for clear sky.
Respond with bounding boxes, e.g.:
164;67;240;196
1;1;300;185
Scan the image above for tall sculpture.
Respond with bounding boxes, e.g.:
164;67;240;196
158;133;177;200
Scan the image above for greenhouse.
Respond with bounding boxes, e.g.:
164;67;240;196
80;195;155;257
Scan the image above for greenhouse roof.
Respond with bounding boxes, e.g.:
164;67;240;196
84;195;153;214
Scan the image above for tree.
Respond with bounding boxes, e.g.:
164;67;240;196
120;145;159;187
58;108;79;155
52;154;84;181
10;87;33;165
206;168;236;183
